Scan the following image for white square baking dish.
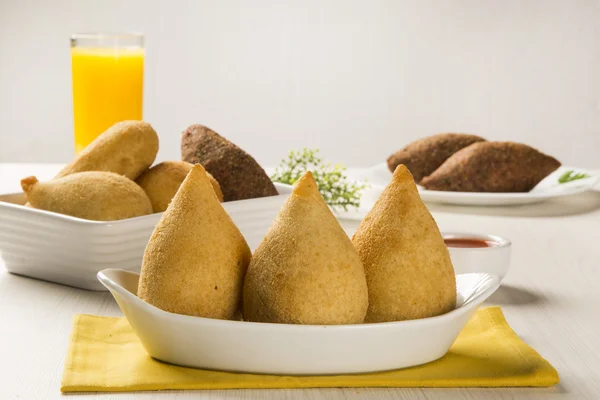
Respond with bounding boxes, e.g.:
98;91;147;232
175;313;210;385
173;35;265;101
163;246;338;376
0;183;292;291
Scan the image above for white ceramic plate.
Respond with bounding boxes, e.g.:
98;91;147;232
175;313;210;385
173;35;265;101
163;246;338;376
346;163;598;208
0;184;292;291
98;269;500;375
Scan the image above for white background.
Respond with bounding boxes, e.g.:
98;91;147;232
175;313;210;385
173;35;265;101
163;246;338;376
1;0;599;168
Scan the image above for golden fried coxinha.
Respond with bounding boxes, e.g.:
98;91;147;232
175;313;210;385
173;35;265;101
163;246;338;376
56;120;159;180
243;171;369;325
21;171;152;221
352;165;456;322
137;164;251;320
136;161;224;213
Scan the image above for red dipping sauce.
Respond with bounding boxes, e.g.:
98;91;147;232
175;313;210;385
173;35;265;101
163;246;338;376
444;238;497;248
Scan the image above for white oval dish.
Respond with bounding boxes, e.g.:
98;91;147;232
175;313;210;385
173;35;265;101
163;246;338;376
0;184;292;291
345;163;598;208
98;269;500;375
444;232;511;278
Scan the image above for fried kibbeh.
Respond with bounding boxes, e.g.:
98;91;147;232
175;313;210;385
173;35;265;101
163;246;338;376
243;171;368;325
56;121;159;180
352;165;456;323
181;124;278;202
387;133;486;182
420;141;561;192
137;164;251;319
21;171;152;221
136;161;223;212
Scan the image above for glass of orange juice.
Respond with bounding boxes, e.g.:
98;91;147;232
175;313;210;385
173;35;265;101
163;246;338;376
71;33;144;153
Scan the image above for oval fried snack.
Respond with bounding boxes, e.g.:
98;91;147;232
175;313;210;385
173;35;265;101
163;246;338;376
136;161;224;212
420;141;561;192
181;124;277;202
21;171;152;221
56;121;159;181
387;133;486;182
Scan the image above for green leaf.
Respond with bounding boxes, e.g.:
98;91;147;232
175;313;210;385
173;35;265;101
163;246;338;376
271;148;370;210
558;170;590;184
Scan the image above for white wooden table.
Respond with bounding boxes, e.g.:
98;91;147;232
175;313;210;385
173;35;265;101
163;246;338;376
1;163;600;400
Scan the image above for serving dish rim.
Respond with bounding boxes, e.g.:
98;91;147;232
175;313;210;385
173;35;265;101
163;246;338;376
98;268;501;331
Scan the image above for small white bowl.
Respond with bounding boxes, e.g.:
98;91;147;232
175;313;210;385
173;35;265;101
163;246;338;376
98;268;501;375
444;232;511;278
0;184;292;291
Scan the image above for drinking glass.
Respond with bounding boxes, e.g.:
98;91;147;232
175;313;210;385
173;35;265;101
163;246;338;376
71;32;144;153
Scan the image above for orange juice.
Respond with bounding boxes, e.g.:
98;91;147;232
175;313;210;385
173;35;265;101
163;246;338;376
71;47;144;152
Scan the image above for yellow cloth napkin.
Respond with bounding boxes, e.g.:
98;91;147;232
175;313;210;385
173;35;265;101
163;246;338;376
61;306;558;392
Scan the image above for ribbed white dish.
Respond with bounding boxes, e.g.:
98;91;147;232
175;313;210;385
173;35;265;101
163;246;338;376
0;184;292;291
98;269;501;375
